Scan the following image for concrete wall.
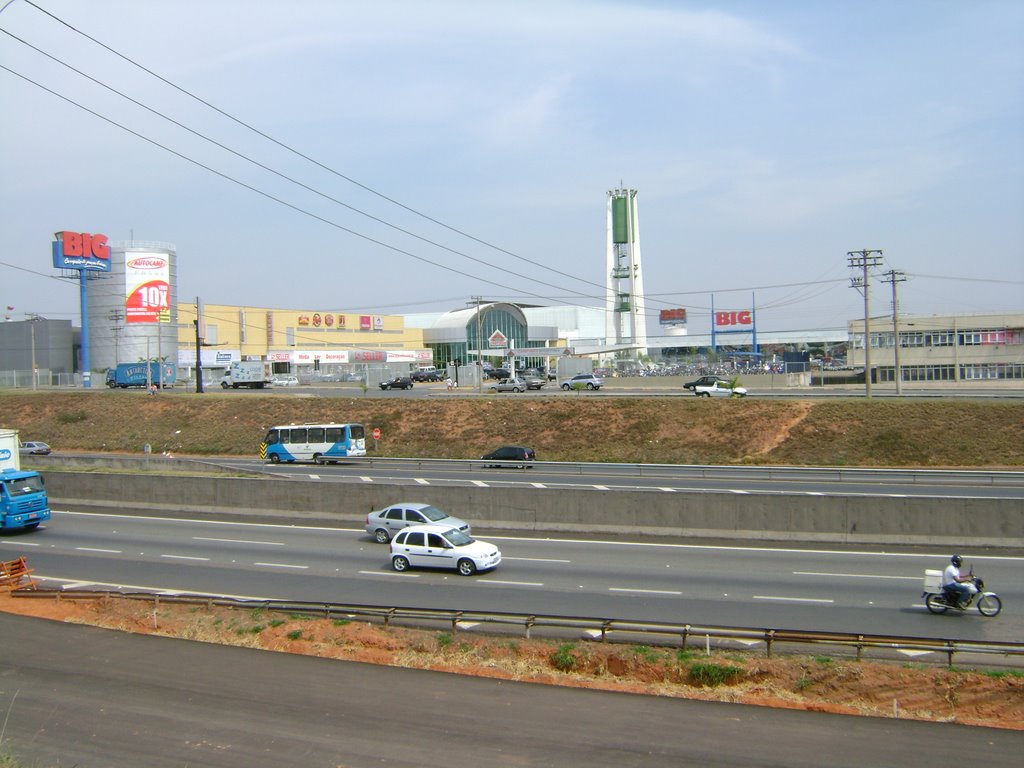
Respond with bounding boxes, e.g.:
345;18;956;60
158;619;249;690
42;471;1024;548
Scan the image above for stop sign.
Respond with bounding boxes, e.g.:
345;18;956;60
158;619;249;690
372;427;381;440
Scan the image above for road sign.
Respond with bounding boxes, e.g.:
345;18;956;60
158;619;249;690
372;427;381;440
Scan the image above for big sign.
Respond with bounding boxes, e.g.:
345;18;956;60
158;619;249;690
125;253;170;323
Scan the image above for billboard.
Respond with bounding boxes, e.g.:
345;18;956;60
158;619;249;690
124;252;171;323
52;230;111;271
659;308;687;326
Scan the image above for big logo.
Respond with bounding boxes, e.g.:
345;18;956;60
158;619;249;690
59;231;109;260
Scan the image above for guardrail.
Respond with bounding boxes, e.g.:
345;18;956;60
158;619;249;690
13;588;1024;669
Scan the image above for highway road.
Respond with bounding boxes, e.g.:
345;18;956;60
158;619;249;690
2;612;1020;768
5;511;1021;646
213;456;1024;500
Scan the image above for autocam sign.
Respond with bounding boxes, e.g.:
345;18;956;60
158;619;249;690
52;231;111;271
125;253;170;323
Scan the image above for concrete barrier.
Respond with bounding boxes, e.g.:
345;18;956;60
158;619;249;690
41;470;1024;548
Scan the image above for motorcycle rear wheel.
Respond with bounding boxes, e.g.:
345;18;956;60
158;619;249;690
977;593;1002;617
925;593;949;614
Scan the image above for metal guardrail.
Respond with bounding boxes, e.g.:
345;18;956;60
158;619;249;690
13;589;1024;668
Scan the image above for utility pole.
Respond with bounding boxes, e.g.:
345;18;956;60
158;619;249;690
881;269;907;395
847;249;883;397
194;297;205;394
472;296;483;394
108;309;124;365
27;313;39;390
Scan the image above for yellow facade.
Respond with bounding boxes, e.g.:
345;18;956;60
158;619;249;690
176;303;427;361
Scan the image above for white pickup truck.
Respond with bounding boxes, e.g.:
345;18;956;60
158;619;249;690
693;381;747;398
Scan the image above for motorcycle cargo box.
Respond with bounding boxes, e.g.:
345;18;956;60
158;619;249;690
923;569;943;591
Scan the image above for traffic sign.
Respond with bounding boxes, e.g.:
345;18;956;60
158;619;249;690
372;427;381;440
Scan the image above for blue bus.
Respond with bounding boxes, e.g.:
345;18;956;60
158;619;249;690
260;423;366;464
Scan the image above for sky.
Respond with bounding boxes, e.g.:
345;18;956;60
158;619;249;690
1;0;1022;337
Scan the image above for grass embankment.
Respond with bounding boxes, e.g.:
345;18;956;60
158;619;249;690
4;391;1023;467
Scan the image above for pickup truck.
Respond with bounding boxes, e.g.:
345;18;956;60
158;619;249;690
693;381;747;398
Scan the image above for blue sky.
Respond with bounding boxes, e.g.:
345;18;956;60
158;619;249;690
1;0;1021;336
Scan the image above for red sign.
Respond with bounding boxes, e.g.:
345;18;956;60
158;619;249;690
372;428;381;440
659;308;687;324
60;231;110;260
715;311;752;327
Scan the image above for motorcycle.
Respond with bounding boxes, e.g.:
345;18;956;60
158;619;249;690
922;567;1002;617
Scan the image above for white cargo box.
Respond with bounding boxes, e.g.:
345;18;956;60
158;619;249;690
923;569;943;591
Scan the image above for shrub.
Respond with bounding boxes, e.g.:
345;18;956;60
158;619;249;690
551;643;580;672
689;662;744;687
287;630;302;641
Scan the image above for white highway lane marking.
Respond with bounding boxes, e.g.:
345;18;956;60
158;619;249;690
531;482;547;488
593;485;609;490
659;487;676;492
357;570;419;577
76;547;122;554
478;579;545;586
794;571;919;581
753;595;834;603
253;562;308;569
360;476;373;482
160;554;210;561
1;540;40;546
731;489;750;494
609;587;683;596
502;556;571;563
415;478;429;485
194;537;285;546
472;480;488;487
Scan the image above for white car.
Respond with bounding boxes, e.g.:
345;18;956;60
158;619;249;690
271;375;299;387
390;524;501;576
561;373;604;391
693;381;747;398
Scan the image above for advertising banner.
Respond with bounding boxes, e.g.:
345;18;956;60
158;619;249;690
124;252;171;323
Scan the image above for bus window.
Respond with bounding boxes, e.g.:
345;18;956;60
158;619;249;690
264;429;280;445
349;424;365;441
289;428;308;444
326;427;342;443
308;427;325;443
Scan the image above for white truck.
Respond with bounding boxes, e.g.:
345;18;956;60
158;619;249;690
221;360;271;389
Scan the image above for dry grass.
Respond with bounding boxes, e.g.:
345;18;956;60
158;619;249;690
5;390;1023;467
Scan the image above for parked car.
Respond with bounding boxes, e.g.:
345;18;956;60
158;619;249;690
484;368;510;381
19;441;51;455
481;445;536;468
489;377;528;393
379;376;413;390
561;373;604;391
693;381;748;398
390;524;502;576
271;375;299;387
683;375;731;392
365;502;470;544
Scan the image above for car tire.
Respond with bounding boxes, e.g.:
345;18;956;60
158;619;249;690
392;555;410;572
374;529;391;544
513;387;522;393
561;383;570;391
457;558;477;576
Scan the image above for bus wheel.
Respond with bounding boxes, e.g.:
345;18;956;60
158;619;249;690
269;454;280;464
313;454;323;465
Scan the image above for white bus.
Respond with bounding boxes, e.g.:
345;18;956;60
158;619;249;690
260;423;366;464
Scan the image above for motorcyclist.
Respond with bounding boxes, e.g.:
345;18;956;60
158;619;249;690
942;554;977;607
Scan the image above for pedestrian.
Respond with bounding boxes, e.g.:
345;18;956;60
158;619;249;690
149;383;158;395
445;377;454;392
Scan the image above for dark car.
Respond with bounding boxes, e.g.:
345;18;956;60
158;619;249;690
379;376;413;390
484;368;511;380
683;375;731;392
481;445;536;468
411;370;441;382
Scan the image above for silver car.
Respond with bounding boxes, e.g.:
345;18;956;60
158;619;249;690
489;377;528;393
365;502;470;544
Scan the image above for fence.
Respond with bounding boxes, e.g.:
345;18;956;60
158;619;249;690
12;589;1023;669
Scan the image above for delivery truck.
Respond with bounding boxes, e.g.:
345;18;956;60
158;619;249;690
221;360;271;389
105;361;177;389
0;429;51;531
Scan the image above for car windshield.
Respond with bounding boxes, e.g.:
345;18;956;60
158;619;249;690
445;529;474;546
419;505;449;522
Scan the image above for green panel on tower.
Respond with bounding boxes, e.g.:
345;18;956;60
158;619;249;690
612;197;630;243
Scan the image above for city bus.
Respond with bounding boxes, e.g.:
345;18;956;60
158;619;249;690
260;423;366;464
